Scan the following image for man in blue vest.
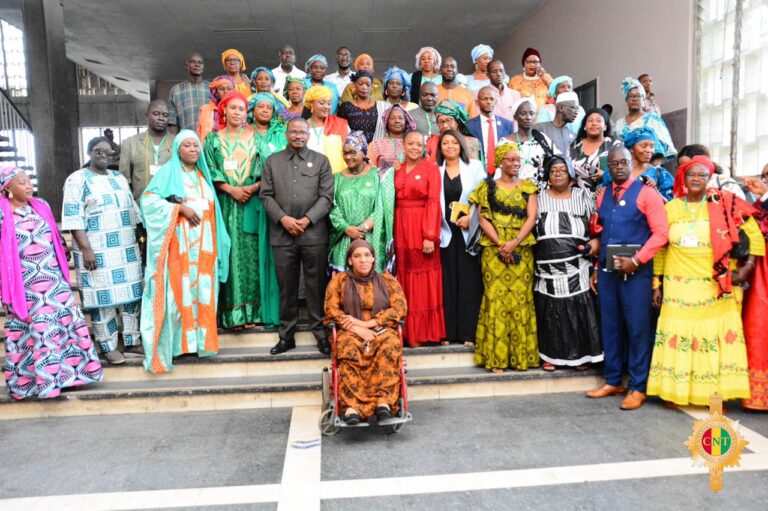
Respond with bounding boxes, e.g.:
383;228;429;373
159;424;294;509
587;146;669;410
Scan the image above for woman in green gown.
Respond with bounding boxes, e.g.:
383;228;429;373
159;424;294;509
469;142;539;373
204;90;261;329
328;131;393;273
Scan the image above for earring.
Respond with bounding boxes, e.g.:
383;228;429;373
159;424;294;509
7;191;13;200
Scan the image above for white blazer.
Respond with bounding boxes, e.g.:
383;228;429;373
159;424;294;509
439;159;486;248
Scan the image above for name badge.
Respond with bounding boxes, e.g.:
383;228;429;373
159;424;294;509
679;235;699;248
149;164;161;177
223;158;238;172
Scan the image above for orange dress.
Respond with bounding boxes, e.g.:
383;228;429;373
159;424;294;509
508;73;553;111
324;272;408;419
394;159;446;345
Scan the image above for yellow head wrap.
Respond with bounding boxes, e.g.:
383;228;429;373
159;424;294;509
304;85;334;106
221;49;246;71
494;142;520;168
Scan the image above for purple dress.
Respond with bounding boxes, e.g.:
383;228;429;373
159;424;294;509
2;204;103;399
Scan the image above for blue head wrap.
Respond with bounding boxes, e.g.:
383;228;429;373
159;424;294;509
305;54;328;73
383;66;412;102
250;67;275;85
623;127;658;149
548;75;573;99
621;77;646;100
247;92;283;124
471;44;494;64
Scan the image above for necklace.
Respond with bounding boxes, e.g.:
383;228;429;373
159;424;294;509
684;195;706;234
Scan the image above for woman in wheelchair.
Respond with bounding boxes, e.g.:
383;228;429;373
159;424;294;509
324;239;408;424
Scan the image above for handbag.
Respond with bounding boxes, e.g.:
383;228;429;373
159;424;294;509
730;229;750;259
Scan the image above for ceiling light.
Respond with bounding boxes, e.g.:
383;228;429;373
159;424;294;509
359;28;412;33
214;28;267;33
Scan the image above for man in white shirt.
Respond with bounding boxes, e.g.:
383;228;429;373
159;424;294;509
324;47;353;97
466;86;515;174
479;59;520;123
272;44;306;95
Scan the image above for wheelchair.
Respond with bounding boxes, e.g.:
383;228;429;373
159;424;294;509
319;321;412;435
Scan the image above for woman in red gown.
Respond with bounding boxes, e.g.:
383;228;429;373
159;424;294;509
394;130;446;346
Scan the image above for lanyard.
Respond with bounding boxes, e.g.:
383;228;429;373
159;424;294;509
308;119;324;142
144;132;170;183
386;135;404;163
426;113;436;136
684;196;705;234
516;132;534;164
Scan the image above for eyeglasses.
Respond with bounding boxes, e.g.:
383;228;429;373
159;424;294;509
608;159;630;168
93;149;112;157
342;150;360;156
502;157;521;163
287;130;308;136
525;59;541;65
626;94;642;100
437;118;455;126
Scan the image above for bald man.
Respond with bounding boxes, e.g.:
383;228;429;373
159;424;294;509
119;99;173;200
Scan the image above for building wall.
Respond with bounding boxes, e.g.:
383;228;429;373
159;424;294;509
496;0;694;147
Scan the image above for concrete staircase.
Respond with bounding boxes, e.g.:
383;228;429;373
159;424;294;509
0;235;602;420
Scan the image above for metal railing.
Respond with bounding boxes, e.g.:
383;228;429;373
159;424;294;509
0;86;35;188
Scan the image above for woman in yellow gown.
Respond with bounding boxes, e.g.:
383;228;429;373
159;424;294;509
647;156;764;406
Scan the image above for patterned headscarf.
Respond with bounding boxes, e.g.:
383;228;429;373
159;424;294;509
471;44;494;64
382;103;417;133
247;92;283;124
494;142;520;168
414;46;442;70
305;54;328;73
249;67;275;86
216;90;249;129
543;154;575;180
623;126;658;149
435;100;469;131
621;77;646;100
221;49;246;71
0;166;22;193
548;75;573;99
383;66;412;101
282;76;306;100
209;75;235;102
344;130;368;155
354;53;374;71
304;85;334;105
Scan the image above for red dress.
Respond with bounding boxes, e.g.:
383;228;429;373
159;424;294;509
394;159;446;345
743;198;768;410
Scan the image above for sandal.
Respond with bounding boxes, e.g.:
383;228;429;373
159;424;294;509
542;362;556;372
375;404;392;421
441;340;450;346
464;341;475;348
344;408;361;425
491;367;504;374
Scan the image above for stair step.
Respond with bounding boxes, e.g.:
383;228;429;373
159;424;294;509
0;155;24;162
0;145;17;153
0;366;603;420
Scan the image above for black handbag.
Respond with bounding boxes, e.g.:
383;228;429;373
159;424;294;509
730;229;750;259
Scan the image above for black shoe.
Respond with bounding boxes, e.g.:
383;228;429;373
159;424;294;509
375;405;392;421
344;411;361;425
317;337;331;355
270;338;295;355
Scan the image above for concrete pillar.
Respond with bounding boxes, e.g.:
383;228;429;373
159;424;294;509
22;0;79;219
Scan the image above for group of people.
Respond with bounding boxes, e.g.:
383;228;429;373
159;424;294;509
2;44;766;423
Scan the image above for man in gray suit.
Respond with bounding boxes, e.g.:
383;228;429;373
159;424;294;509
260;118;334;355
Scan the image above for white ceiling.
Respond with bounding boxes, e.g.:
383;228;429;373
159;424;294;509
2;0;546;99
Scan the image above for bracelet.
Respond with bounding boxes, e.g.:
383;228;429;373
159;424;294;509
744;260;755;268
630;256;640;267
652;276;662;290
514;236;522;243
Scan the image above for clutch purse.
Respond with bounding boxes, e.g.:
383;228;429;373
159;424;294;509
449;201;470;224
605;244;641;271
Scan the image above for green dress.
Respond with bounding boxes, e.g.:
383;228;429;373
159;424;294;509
328;167;393;273
469;179;539;370
205;128;261;328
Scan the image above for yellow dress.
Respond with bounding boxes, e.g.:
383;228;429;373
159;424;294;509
647;199;763;405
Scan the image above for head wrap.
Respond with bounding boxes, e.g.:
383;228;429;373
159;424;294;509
382;103;417;134
87;136;111;154
282;76;306;100
556;91;579;105
521;47;542;67
343;239;390;319
247;92;283;124
435;100;470;135
249;67;275;85
354;53;374;71
672;155;716;199
0;167;68;321
351;70;374;83
344;130;368;155
548;75;573;99
209;75;235;103
304;54;328;73
512;96;537;116
621;77;645;100
216;90;249;129
543;154;575;180
0;166;22;193
494;142;520;168
221;49;246;71
623;126;658;149
471;44;494;64
304;85;334;106
414;46;442;70
383;66;412;101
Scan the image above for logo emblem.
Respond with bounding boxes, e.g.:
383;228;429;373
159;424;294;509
684;394;748;492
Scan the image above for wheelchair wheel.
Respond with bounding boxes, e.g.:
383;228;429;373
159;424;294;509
319;408;340;436
321;368;331;412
